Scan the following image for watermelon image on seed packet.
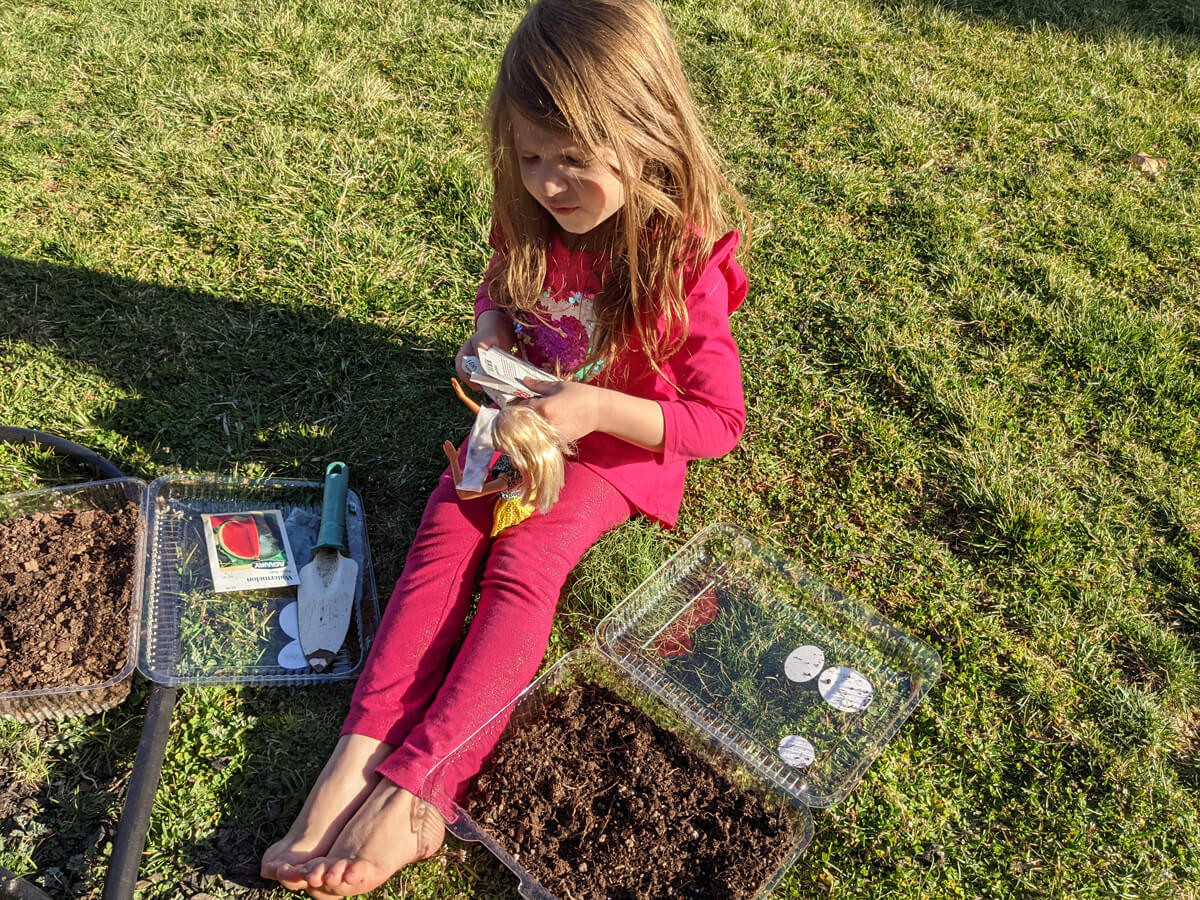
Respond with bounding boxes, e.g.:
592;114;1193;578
201;510;301;593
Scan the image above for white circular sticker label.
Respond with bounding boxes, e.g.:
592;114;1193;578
778;735;815;768
279;601;300;639
784;645;825;683
817;666;874;713
277;640;308;670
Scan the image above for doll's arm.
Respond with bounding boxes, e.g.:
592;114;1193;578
442;441;508;500
451;378;481;414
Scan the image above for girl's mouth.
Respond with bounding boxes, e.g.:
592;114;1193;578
549;205;579;215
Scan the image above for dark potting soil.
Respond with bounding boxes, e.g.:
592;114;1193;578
0;504;139;693
465;682;796;900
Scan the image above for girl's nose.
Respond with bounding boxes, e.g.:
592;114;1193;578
539;165;568;199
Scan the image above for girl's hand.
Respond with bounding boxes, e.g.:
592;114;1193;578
519;379;601;444
455;310;516;385
522;379;667;452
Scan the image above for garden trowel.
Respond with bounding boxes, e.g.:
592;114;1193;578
297;461;359;673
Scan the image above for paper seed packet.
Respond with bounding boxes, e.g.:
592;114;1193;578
201;510;301;593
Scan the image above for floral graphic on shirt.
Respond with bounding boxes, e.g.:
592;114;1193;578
514;287;598;377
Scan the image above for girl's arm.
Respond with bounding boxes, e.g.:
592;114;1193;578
519;380;665;452
455;308;516;385
650;296;745;463
458;250;516;384
518;232;747;459
649;232;747;462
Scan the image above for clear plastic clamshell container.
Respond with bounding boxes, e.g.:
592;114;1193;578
1;473;380;722
424;523;941;898
598;522;942;809
0;478;148;723
141;474;380;687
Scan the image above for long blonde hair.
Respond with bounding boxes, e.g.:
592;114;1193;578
451;377;571;513
486;0;747;379
493;406;571;512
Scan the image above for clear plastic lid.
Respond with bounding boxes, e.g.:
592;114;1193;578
595;523;941;808
141;474;380;687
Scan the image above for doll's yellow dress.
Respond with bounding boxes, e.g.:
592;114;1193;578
488;455;535;536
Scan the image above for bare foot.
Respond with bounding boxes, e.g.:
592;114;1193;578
294;780;445;897
260;734;394;890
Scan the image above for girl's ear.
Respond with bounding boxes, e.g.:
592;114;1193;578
616;144;645;183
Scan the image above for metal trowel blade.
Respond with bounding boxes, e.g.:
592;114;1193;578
297;548;359;673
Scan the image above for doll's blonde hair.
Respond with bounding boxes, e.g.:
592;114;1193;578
493;405;572;512
451;378;572;513
485;0;748;381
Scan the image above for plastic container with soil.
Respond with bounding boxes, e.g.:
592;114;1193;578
422;523;942;898
141;474;381;687
1;472;383;723
0;477;148;723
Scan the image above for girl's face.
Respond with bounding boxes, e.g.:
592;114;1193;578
510;110;624;241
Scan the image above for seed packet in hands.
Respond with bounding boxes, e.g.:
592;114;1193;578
463;346;560;406
201;509;301;593
457;347;562;492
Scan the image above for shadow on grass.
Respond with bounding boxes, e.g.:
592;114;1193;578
0;252;468;556
0;255;477;896
875;0;1199;46
141;684;361;900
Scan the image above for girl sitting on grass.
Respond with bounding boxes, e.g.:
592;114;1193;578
261;0;749;894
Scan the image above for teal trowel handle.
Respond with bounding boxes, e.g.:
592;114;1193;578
314;461;350;554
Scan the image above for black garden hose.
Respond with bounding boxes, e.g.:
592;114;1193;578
0;427;177;900
0;867;52;900
100;682;177;900
0;426;124;482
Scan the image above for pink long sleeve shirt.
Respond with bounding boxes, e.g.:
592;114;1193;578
474;229;747;528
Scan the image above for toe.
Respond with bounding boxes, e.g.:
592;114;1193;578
276;866;311;892
340;859;373;887
269;856;315;890
261;846;285;879
263;841;334;886
323;857;351;887
302;859;329;888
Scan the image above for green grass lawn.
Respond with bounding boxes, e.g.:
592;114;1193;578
2;0;1198;897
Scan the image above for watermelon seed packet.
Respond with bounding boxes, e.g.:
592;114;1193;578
201;509;301;593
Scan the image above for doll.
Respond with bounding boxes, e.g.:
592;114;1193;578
442;377;572;535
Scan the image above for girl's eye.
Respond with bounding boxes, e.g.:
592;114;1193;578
519;154;539;164
564;155;586;167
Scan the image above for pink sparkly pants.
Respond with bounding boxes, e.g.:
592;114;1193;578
341;457;634;807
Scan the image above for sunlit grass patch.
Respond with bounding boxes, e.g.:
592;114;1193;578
1;0;1198;896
